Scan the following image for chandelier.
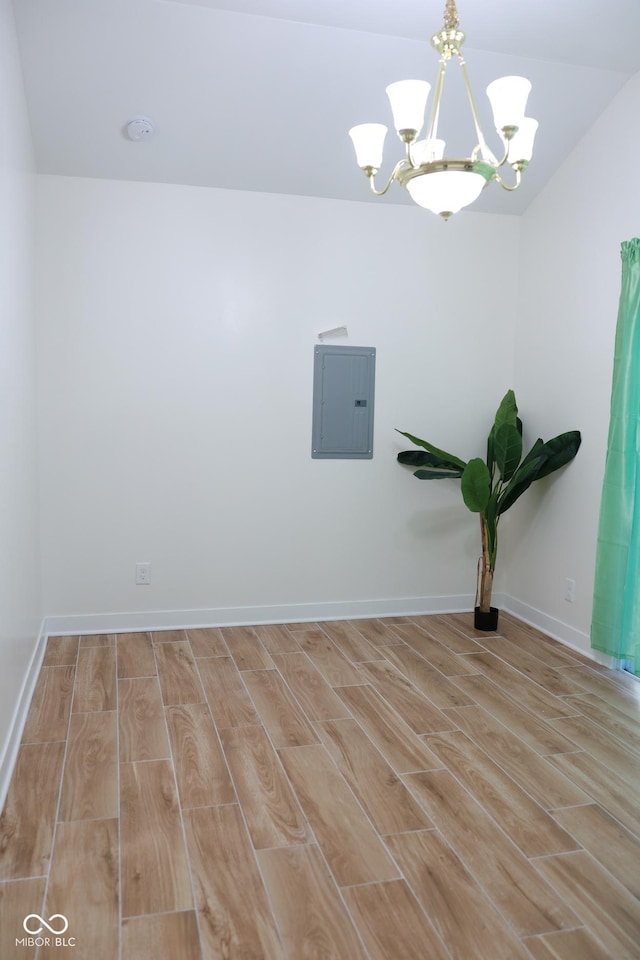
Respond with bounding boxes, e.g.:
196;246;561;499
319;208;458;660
348;0;538;220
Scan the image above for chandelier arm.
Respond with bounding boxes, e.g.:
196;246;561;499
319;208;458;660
493;167;523;192
459;56;492;161
494;140;511;168
425;57;447;142
367;159;411;196
405;139;418;169
472;138;509;167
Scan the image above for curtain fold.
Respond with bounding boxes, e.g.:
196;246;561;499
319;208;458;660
591;238;640;672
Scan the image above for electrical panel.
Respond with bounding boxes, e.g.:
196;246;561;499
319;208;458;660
312;345;376;459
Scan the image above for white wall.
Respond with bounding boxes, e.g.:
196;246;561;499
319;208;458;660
507;71;640;652
34;75;640;649
0;0;40;776
36;175;520;627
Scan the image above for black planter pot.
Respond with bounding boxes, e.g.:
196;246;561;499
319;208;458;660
474;606;499;631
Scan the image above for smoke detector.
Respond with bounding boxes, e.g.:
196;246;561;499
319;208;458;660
126;117;155;141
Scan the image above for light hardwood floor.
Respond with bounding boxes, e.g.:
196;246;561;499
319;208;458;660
1;613;639;959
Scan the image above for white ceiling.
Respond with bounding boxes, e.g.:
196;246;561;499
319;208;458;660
13;0;640;215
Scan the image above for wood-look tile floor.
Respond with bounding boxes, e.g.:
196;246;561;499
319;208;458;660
1;613;640;959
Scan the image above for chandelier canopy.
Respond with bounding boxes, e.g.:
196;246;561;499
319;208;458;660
348;0;538;220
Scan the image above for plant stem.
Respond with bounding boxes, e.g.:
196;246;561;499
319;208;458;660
479;515;494;613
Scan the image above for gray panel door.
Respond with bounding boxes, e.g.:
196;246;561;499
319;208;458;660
312;346;375;459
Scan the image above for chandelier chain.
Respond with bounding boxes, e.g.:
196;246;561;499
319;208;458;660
442;0;459;31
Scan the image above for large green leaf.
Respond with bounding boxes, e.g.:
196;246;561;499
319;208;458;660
460;458;491;513
399;448;463;478
398;450;457;469
493;422;523;482
487;391;518;480
498;431;582;515
486;427;496;480
413;468;464;480
534;431;582;480
519;437;545;470
493;390;518;430
497;453;547;515
488;417;522;481
485;490;500;568
395;429;467;471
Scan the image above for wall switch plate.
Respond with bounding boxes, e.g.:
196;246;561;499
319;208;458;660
136;562;151;585
564;578;575;602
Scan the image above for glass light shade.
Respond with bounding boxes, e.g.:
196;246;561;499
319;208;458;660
348;123;387;169
406;170;488;216
385;80;430;135
508;117;538;163
412;138;445;165
486;76;531;131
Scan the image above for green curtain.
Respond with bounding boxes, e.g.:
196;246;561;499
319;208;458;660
591;238;640;673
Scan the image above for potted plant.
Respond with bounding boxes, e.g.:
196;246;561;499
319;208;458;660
396;390;581;630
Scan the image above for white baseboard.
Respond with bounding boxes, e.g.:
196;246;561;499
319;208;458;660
501;594;610;665
0;619;49;813
45;594;480;636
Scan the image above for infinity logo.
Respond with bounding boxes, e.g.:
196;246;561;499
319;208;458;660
23;914;69;935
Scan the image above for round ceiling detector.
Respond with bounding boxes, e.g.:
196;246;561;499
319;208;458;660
126;117;154;141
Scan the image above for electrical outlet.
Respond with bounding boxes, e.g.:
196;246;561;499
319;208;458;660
136;562;151;585
564;578;575;603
